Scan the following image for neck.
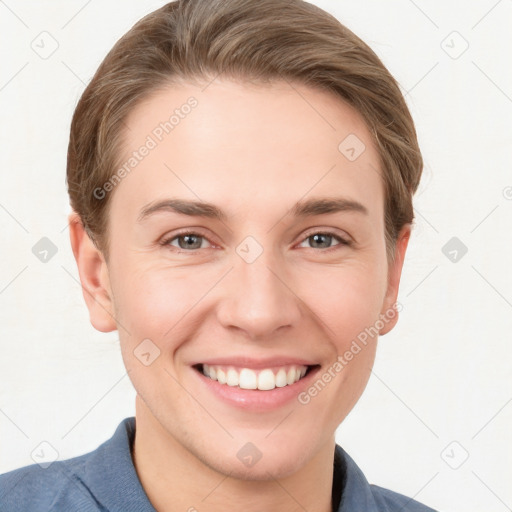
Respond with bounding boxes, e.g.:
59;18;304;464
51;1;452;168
132;396;336;512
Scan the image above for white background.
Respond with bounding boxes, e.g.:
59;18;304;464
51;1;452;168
1;1;511;511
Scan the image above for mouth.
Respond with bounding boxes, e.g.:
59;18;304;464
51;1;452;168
193;363;319;391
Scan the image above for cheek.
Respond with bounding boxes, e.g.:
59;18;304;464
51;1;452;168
113;266;202;400
112;262;214;343
299;261;387;345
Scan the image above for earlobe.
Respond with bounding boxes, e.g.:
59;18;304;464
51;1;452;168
68;212;117;333
379;224;411;336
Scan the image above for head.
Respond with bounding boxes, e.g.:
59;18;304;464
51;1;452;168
68;0;422;479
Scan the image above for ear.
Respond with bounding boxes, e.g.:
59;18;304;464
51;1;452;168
68;212;117;333
379;224;411;335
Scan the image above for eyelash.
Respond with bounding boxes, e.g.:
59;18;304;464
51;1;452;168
159;228;352;254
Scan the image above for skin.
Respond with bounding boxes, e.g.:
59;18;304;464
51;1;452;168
69;78;410;512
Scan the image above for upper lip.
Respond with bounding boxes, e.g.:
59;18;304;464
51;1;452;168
192;356;319;369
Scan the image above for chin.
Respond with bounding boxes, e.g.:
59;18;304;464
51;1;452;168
221;436;316;481
214;451;307;482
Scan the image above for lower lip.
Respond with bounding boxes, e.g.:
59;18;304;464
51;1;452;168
192;365;321;411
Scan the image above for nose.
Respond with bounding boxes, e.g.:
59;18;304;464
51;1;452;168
216;246;302;340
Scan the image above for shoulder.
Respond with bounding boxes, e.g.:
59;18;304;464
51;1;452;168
0;452;100;512
369;484;438;511
0;417;149;512
335;444;439;512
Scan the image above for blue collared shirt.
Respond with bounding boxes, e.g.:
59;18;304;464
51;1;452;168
0;417;437;511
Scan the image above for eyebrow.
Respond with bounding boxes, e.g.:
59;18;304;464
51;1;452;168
137;196;369;223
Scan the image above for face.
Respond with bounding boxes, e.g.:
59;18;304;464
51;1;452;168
75;78;409;480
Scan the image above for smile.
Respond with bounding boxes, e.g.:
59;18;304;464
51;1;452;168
196;363;314;391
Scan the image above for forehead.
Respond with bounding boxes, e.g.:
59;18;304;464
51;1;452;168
111;78;384;224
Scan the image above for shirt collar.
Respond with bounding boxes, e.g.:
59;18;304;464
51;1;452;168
82;417;379;512
82;417;156;511
335;445;380;511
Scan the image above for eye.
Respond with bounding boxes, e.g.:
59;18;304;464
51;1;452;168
160;231;213;252
297;231;352;251
159;229;352;254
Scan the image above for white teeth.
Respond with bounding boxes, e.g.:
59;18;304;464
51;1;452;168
217;368;227;384
239;368;257;389
226;368;238;386
275;368;287;388
258;369;276;390
200;364;309;390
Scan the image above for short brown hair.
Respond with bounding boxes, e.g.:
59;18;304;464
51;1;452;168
66;0;423;263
